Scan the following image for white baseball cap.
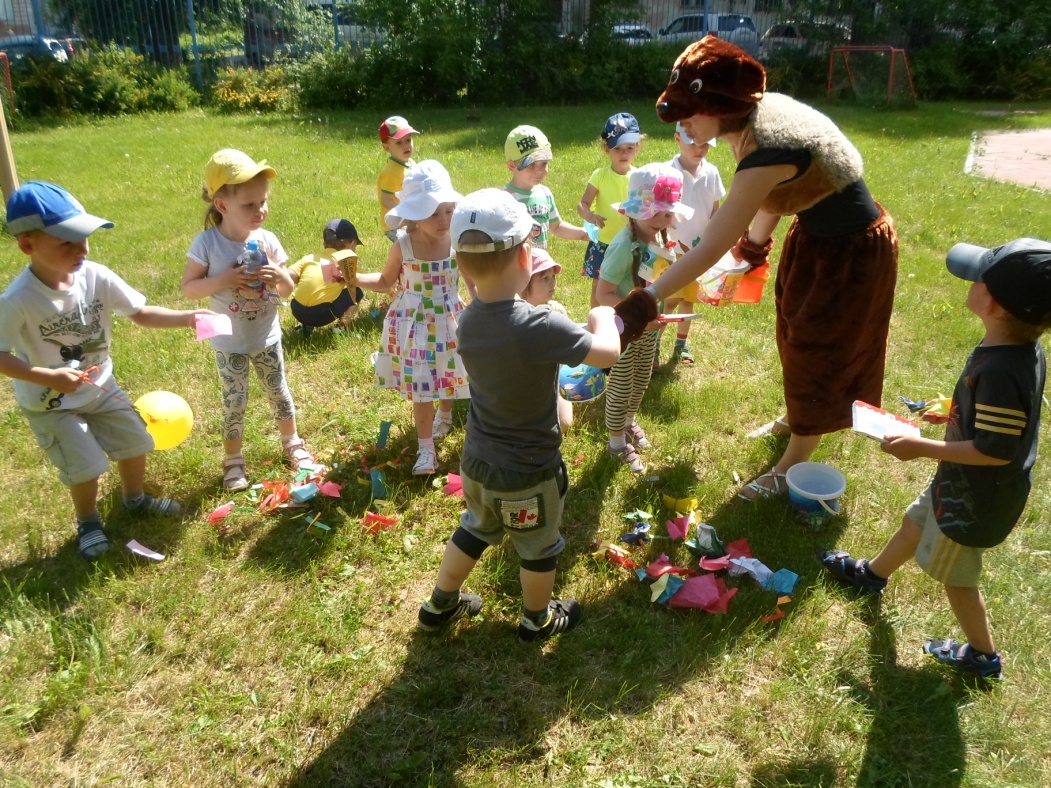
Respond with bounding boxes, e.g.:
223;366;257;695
452;188;535;253
675;121;716;148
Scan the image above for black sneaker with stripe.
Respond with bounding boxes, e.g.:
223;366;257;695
417;593;483;632
518;598;582;643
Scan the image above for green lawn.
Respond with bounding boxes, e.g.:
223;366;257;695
1;101;1050;787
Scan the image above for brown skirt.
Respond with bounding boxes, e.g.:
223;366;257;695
774;205;898;435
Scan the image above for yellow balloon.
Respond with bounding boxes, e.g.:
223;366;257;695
134;391;193;451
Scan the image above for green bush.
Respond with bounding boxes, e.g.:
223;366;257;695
763;49;829;101
295;47;367;110
10;46;198;119
211;66;294;112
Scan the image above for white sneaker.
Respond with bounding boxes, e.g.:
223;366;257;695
432;413;454;439
413;447;438;475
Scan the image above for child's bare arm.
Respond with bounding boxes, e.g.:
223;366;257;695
580;306;621;368
594;277;621;309
355;244;402;292
182;258;252;300
0;352;84;394
577;184;603;226
128;306;214;330
551;219;588;242
880;435;1011;466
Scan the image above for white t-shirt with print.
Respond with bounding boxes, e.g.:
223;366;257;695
186;227;289;354
0;261;146;412
668;155;726;251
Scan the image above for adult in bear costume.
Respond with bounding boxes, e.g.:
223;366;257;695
615;36;898;499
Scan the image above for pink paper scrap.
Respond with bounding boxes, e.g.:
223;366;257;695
667;574;737;613
318;481;342;497
196;312;233;340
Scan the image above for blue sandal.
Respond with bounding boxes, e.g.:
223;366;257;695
923;638;1002;679
77;520;110;560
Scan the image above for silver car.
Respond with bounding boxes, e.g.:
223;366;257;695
657;13;760;58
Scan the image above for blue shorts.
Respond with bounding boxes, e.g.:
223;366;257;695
582;241;608;280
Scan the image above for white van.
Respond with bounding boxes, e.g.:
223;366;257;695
657;13;759;58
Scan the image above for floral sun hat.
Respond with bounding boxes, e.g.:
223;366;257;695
612;162;695;222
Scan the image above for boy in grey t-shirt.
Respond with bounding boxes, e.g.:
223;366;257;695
417;189;621;642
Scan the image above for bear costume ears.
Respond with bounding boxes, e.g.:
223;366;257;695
656;36;766;123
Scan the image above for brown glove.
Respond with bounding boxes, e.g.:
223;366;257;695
614;287;659;349
731;234;774;272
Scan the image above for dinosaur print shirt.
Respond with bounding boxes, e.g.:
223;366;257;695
931;341;1045;547
0;260;146;412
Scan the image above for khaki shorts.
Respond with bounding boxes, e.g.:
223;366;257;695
458;455;567;563
24;390;154;487
909;487;984;587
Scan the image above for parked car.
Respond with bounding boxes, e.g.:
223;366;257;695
611;23;655;46
759;21;851;61
0;34;70;63
657;14;759;58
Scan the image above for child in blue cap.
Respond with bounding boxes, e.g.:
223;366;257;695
0;182;211;559
821;238;1051;680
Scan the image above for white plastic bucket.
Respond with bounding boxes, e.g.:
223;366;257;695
785;462;846;521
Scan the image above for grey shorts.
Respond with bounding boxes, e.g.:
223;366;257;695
909;487;984;587
458;455;568;563
24;390;154;487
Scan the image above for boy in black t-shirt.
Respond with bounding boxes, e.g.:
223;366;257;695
821;238;1051;680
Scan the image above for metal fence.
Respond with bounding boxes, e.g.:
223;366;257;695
1;0;857;82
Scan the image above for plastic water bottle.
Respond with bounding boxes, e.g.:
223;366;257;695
237;239;268;287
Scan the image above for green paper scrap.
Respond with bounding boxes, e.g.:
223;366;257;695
307;521;331;536
622;509;653;521
376;420;392;449
294;467;312;484
370;468;387;499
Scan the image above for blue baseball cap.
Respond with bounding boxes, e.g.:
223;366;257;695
602;113;641;148
5;181;113;241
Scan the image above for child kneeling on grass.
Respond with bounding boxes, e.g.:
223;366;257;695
821;238;1051;680
0;183;212;559
417;188;621;642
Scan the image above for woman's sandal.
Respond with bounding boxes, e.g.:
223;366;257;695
223;456;249;492
746;417;790;438
737;467;786;501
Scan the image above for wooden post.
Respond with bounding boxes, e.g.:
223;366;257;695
0;90;18;202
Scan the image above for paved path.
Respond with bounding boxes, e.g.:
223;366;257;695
968;128;1051;192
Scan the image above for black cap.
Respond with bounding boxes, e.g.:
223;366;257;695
947;237;1051;325
324;218;362;245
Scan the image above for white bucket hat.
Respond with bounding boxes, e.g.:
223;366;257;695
385;160;463;229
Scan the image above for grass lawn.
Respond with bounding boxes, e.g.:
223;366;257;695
1;100;1050;787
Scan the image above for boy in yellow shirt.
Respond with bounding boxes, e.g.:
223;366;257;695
376;116;419;242
288;219;363;334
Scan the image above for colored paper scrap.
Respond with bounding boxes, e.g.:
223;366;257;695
728;556;773;585
666;511;695;541
376;420;392;449
763;568;800;596
592;540;640;570
650;573;685;604
370;468;388;499
441;473;463;497
662;493;699;512
318;481;342;498
684;523;726;559
645;554;697;579
667;575;737;613
360;511;399;535
307;520;332;537
207;501;234;525
126;540;164;561
620;520;652;546
623;509;653;521
761;595;793;622
290;482;319;503
195;312;232;340
699;538;750;571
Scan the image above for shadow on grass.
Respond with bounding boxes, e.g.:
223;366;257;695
834;602;966;787
284;580;762;787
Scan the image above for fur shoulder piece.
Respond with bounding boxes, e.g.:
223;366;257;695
752;93;863;188
750;93;864;215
